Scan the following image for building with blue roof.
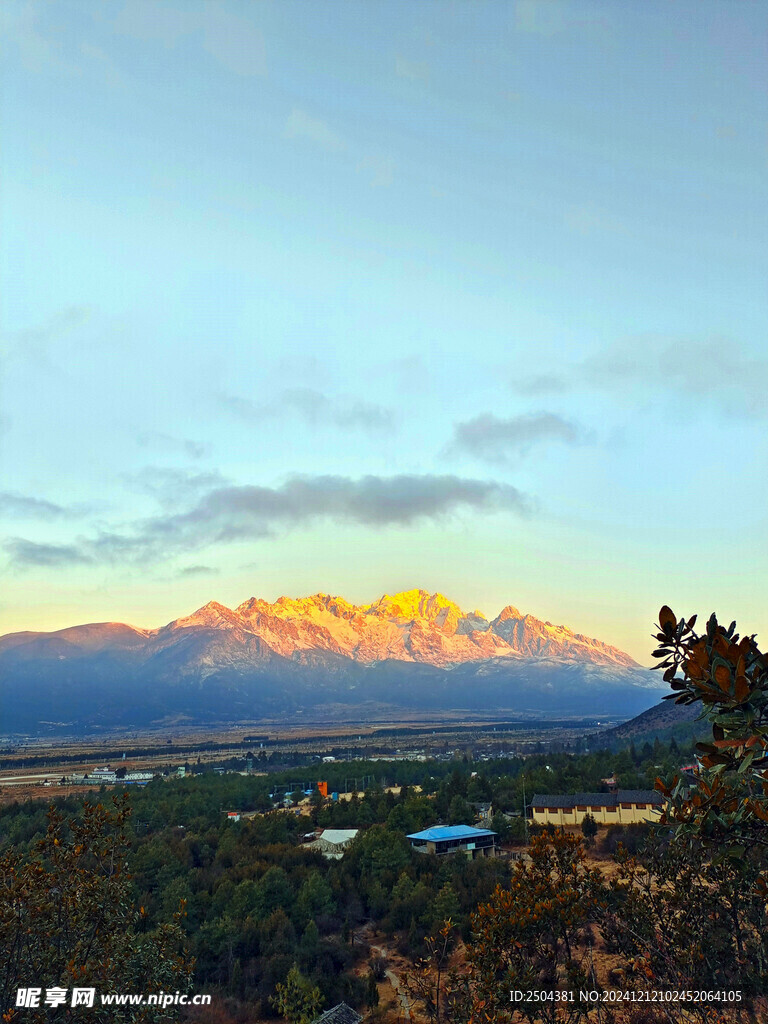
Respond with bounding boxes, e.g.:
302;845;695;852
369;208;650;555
406;824;498;859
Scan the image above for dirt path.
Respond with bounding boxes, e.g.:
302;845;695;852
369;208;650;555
355;924;412;1021
371;944;412;1021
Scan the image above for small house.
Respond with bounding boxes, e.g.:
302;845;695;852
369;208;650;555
406;824;498;859
304;828;359;860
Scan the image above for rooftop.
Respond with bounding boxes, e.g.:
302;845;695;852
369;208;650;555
531;790;662;809
317;829;359;845
312;1003;363;1024
406;825;497;842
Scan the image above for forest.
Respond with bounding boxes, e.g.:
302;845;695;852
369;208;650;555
2;609;767;1023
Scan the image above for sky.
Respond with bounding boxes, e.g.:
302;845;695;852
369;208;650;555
1;0;766;663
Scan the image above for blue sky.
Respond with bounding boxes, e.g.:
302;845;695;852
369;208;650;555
1;0;766;661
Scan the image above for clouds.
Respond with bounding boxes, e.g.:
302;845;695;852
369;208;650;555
4;1;271;84
0;491;87;520
284;108;346;152
113;2;267;77
198;7;267;77
4;474;532;570
126;467;228;509
177;564;219;578
0;492;68;520
219;389;394;433
511;336;768;418
0;1;75;74
395;55;430;82
588;338;768;416
448;413;585;464
2;306;90;361
283;108;395;188
136;432;211;460
4;538;93;568
356;154;395;188
514;0;569;36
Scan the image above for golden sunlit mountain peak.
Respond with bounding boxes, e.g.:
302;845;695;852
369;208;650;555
141;588;642;669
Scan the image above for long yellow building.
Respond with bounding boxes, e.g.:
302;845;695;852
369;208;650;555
531;790;662;827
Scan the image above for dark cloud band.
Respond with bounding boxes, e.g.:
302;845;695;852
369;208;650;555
4;473;532;570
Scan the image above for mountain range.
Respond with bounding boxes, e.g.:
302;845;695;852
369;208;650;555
0;589;666;734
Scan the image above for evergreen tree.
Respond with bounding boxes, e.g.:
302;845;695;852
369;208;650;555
431;882;460;928
580;813;598;843
447;795;472;824
365;971;379;1010
270;964;323;1024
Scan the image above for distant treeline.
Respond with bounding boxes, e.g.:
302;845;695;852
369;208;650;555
243;719;602;745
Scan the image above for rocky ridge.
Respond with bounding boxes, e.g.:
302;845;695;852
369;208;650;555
151;588;638;670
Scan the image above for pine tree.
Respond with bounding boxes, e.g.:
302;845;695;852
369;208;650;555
366;971;379;1009
270;964;324;1024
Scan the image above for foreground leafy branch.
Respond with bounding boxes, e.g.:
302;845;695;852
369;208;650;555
653;606;768;861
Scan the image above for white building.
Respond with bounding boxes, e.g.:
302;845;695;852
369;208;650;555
304;829;359;859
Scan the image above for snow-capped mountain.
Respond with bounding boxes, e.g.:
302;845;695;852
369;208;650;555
158;588;637;669
0;590;662;733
